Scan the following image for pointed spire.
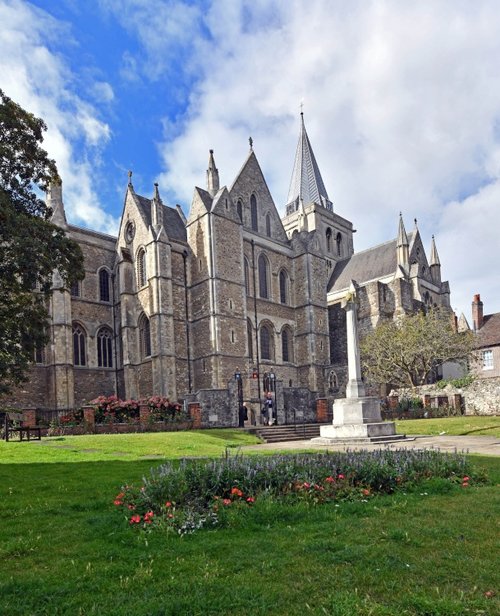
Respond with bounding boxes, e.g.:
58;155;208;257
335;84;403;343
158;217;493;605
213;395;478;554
47;179;67;228
397;212;408;247
429;234;441;283
286;113;332;214
396;213;409;273
206;149;220;197
151;182;163;228
429;235;440;266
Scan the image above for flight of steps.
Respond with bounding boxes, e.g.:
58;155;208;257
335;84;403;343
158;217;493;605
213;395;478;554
249;423;329;443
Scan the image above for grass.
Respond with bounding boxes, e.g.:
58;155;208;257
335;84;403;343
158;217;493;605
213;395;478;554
395;414;500;437
0;428;261;464
0;426;499;615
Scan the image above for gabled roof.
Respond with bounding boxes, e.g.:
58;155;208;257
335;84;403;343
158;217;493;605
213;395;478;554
328;232;415;293
286;113;332;211
477;312;500;348
135;194;187;242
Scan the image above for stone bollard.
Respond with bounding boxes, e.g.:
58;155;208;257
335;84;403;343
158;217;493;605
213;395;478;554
83;406;95;433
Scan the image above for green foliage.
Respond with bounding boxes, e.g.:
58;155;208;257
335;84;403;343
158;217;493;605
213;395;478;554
115;449;484;534
436;374;475;389
361;308;475;388
0;89;84;395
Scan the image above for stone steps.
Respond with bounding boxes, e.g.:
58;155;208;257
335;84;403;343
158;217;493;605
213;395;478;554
247;424;328;443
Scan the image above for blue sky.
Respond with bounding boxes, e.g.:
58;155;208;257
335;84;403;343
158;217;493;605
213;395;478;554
2;0;500;319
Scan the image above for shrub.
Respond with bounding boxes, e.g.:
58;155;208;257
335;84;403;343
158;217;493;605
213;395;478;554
114;450;486;534
90;395;140;424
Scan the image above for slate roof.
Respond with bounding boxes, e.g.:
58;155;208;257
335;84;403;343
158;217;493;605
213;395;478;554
135;194;187;242
286;114;332;211
328;232;415;293
477;313;500;348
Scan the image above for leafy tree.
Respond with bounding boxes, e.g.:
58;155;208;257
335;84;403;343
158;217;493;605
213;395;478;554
360;308;475;388
0;89;84;395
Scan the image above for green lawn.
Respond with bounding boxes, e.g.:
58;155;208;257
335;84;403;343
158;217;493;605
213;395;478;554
0;428;261;464
0;428;499;615
395;414;500;437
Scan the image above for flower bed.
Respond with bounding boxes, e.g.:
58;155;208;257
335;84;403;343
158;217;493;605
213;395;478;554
114;449;486;535
45;395;192;435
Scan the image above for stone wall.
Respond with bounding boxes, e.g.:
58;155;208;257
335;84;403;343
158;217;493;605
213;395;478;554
398;377;500;416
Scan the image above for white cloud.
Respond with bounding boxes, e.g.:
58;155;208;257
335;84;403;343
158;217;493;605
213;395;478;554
147;0;500;318
0;0;118;234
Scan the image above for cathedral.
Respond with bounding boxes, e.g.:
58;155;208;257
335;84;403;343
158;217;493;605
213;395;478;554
9;115;451;421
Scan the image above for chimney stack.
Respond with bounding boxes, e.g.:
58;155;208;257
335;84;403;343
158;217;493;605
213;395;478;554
471;294;484;331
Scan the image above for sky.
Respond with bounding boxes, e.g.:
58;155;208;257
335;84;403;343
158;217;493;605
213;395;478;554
1;0;499;320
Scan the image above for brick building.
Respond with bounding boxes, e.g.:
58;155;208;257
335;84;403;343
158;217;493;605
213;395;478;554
8;115;451;419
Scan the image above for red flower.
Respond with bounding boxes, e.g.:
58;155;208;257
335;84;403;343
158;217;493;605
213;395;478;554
144;511;154;520
129;515;141;524
165;501;172;508
463;476;470;482
362;489;370;496
303;482;311;489
246;496;255;503
337;474;345;480
223;499;232;506
325;476;335;483
113;499;122;506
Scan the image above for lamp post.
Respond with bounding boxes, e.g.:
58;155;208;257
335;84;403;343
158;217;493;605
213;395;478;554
234;368;244;428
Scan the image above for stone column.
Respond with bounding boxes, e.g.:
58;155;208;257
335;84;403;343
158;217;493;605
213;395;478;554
344;290;365;399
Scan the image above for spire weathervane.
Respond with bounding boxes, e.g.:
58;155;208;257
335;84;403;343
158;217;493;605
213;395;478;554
249;136;253;150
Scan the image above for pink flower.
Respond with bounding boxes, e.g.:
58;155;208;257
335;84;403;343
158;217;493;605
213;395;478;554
337;474;345;480
463;476;470;482
303;482;310;489
362;489;370;496
129;515;141;524
113;499;122;506
246;496;255;503
223;499;232;506
325;476;335;483
165;501;172;508
231;487;243;497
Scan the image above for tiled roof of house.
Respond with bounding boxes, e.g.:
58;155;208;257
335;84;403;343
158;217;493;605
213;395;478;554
477;312;500;348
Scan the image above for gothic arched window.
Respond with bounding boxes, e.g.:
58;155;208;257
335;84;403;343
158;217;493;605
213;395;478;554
279;269;288;304
71;281;80;297
329;370;338;391
336;232;342;257
281;327;293;362
72;323;86;366
265;213;271;237
99;269;110;302
237;199;243;222
244;258;250;295
326;228;332;253
97;327;113;368
139;314;151;358
250;194;258;231
258;254;269;299
247;319;253;359
137;248;147;288
260;325;272;360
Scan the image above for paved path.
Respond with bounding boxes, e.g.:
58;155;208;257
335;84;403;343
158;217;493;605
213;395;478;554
242;435;500;456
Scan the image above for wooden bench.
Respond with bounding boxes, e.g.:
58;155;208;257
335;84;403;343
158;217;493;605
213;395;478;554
3;413;41;442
